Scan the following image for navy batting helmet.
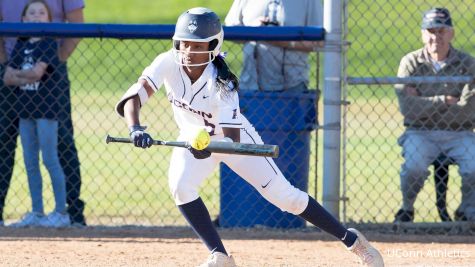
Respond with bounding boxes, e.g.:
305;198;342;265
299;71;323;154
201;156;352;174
172;7;224;66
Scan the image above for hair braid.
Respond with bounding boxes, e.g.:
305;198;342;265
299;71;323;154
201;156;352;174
212;55;239;97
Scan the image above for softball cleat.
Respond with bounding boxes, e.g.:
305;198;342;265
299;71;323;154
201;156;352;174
348;228;384;267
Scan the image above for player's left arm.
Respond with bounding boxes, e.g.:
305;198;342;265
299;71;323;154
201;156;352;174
216;88;242;141
59;7;84;61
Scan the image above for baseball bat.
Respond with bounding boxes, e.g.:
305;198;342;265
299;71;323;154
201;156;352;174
105;135;279;158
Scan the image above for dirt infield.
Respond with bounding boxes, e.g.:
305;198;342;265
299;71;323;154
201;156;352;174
0;226;474;267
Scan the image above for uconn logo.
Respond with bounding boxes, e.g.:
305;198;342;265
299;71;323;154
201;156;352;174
167;93;216;135
188;20;197;33
167;93;212;119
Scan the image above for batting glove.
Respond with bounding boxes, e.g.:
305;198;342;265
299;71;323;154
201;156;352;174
129;125;153;148
188;146;211;159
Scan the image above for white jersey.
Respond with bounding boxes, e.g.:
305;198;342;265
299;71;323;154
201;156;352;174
139;50;253;139
117;50;308;215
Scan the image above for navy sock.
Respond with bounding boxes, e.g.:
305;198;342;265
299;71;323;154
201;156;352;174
178;198;227;255
299;197;357;247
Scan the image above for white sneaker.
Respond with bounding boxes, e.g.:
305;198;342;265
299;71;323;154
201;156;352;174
348;228;384;267
10;212;45;228
39;211;71;228
198;252;237;267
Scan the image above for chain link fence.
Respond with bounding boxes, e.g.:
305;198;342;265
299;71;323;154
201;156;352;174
2;1;474;232
343;0;475;228
1;24;321;227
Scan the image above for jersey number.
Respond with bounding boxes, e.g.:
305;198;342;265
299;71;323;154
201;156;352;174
204;118;215;136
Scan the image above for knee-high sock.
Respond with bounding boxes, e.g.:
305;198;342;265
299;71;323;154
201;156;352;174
178;198;227;255
299;197;357;247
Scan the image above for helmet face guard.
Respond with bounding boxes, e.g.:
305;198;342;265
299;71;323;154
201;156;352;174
172;46;215;67
172;7;223;66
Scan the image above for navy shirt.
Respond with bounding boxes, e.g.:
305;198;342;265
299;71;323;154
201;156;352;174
9;38;67;120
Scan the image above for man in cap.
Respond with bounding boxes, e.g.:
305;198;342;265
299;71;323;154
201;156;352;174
394;7;475;222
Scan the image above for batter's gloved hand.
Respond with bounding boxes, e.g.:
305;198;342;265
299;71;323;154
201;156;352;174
129;125;153;148
188;146;211;159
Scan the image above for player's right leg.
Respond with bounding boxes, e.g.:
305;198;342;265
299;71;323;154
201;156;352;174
168;147;236;266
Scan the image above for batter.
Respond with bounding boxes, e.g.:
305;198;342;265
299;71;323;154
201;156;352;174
115;7;383;267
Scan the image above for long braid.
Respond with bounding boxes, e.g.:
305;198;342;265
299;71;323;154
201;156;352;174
212;55;239;98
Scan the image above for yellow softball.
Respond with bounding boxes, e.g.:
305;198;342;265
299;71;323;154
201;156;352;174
190;128;211;150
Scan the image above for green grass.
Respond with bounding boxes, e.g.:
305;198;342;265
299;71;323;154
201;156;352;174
84;0;234;24
4;0;474;225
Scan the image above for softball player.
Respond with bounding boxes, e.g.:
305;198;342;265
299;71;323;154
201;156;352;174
115;7;384;267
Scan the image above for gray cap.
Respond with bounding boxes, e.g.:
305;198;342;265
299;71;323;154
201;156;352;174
421;8;452;29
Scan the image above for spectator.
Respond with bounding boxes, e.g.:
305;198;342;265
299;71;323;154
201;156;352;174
394;7;475;222
224;0;323;91
0;0;86;226
4;0;70;227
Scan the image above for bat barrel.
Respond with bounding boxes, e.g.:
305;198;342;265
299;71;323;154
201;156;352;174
206;142;279;158
105;135;278;158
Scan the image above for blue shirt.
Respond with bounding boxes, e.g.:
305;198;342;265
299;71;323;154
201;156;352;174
9;38;67;120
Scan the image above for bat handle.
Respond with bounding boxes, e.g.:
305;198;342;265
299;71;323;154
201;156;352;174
105;134;112;144
105;135;133;144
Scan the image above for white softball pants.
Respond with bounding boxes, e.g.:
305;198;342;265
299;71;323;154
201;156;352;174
168;128;309;215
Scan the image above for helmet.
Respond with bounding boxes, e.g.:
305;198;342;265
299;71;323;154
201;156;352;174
172;7;224;66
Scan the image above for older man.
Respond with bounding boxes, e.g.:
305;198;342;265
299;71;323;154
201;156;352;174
394;7;475;222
